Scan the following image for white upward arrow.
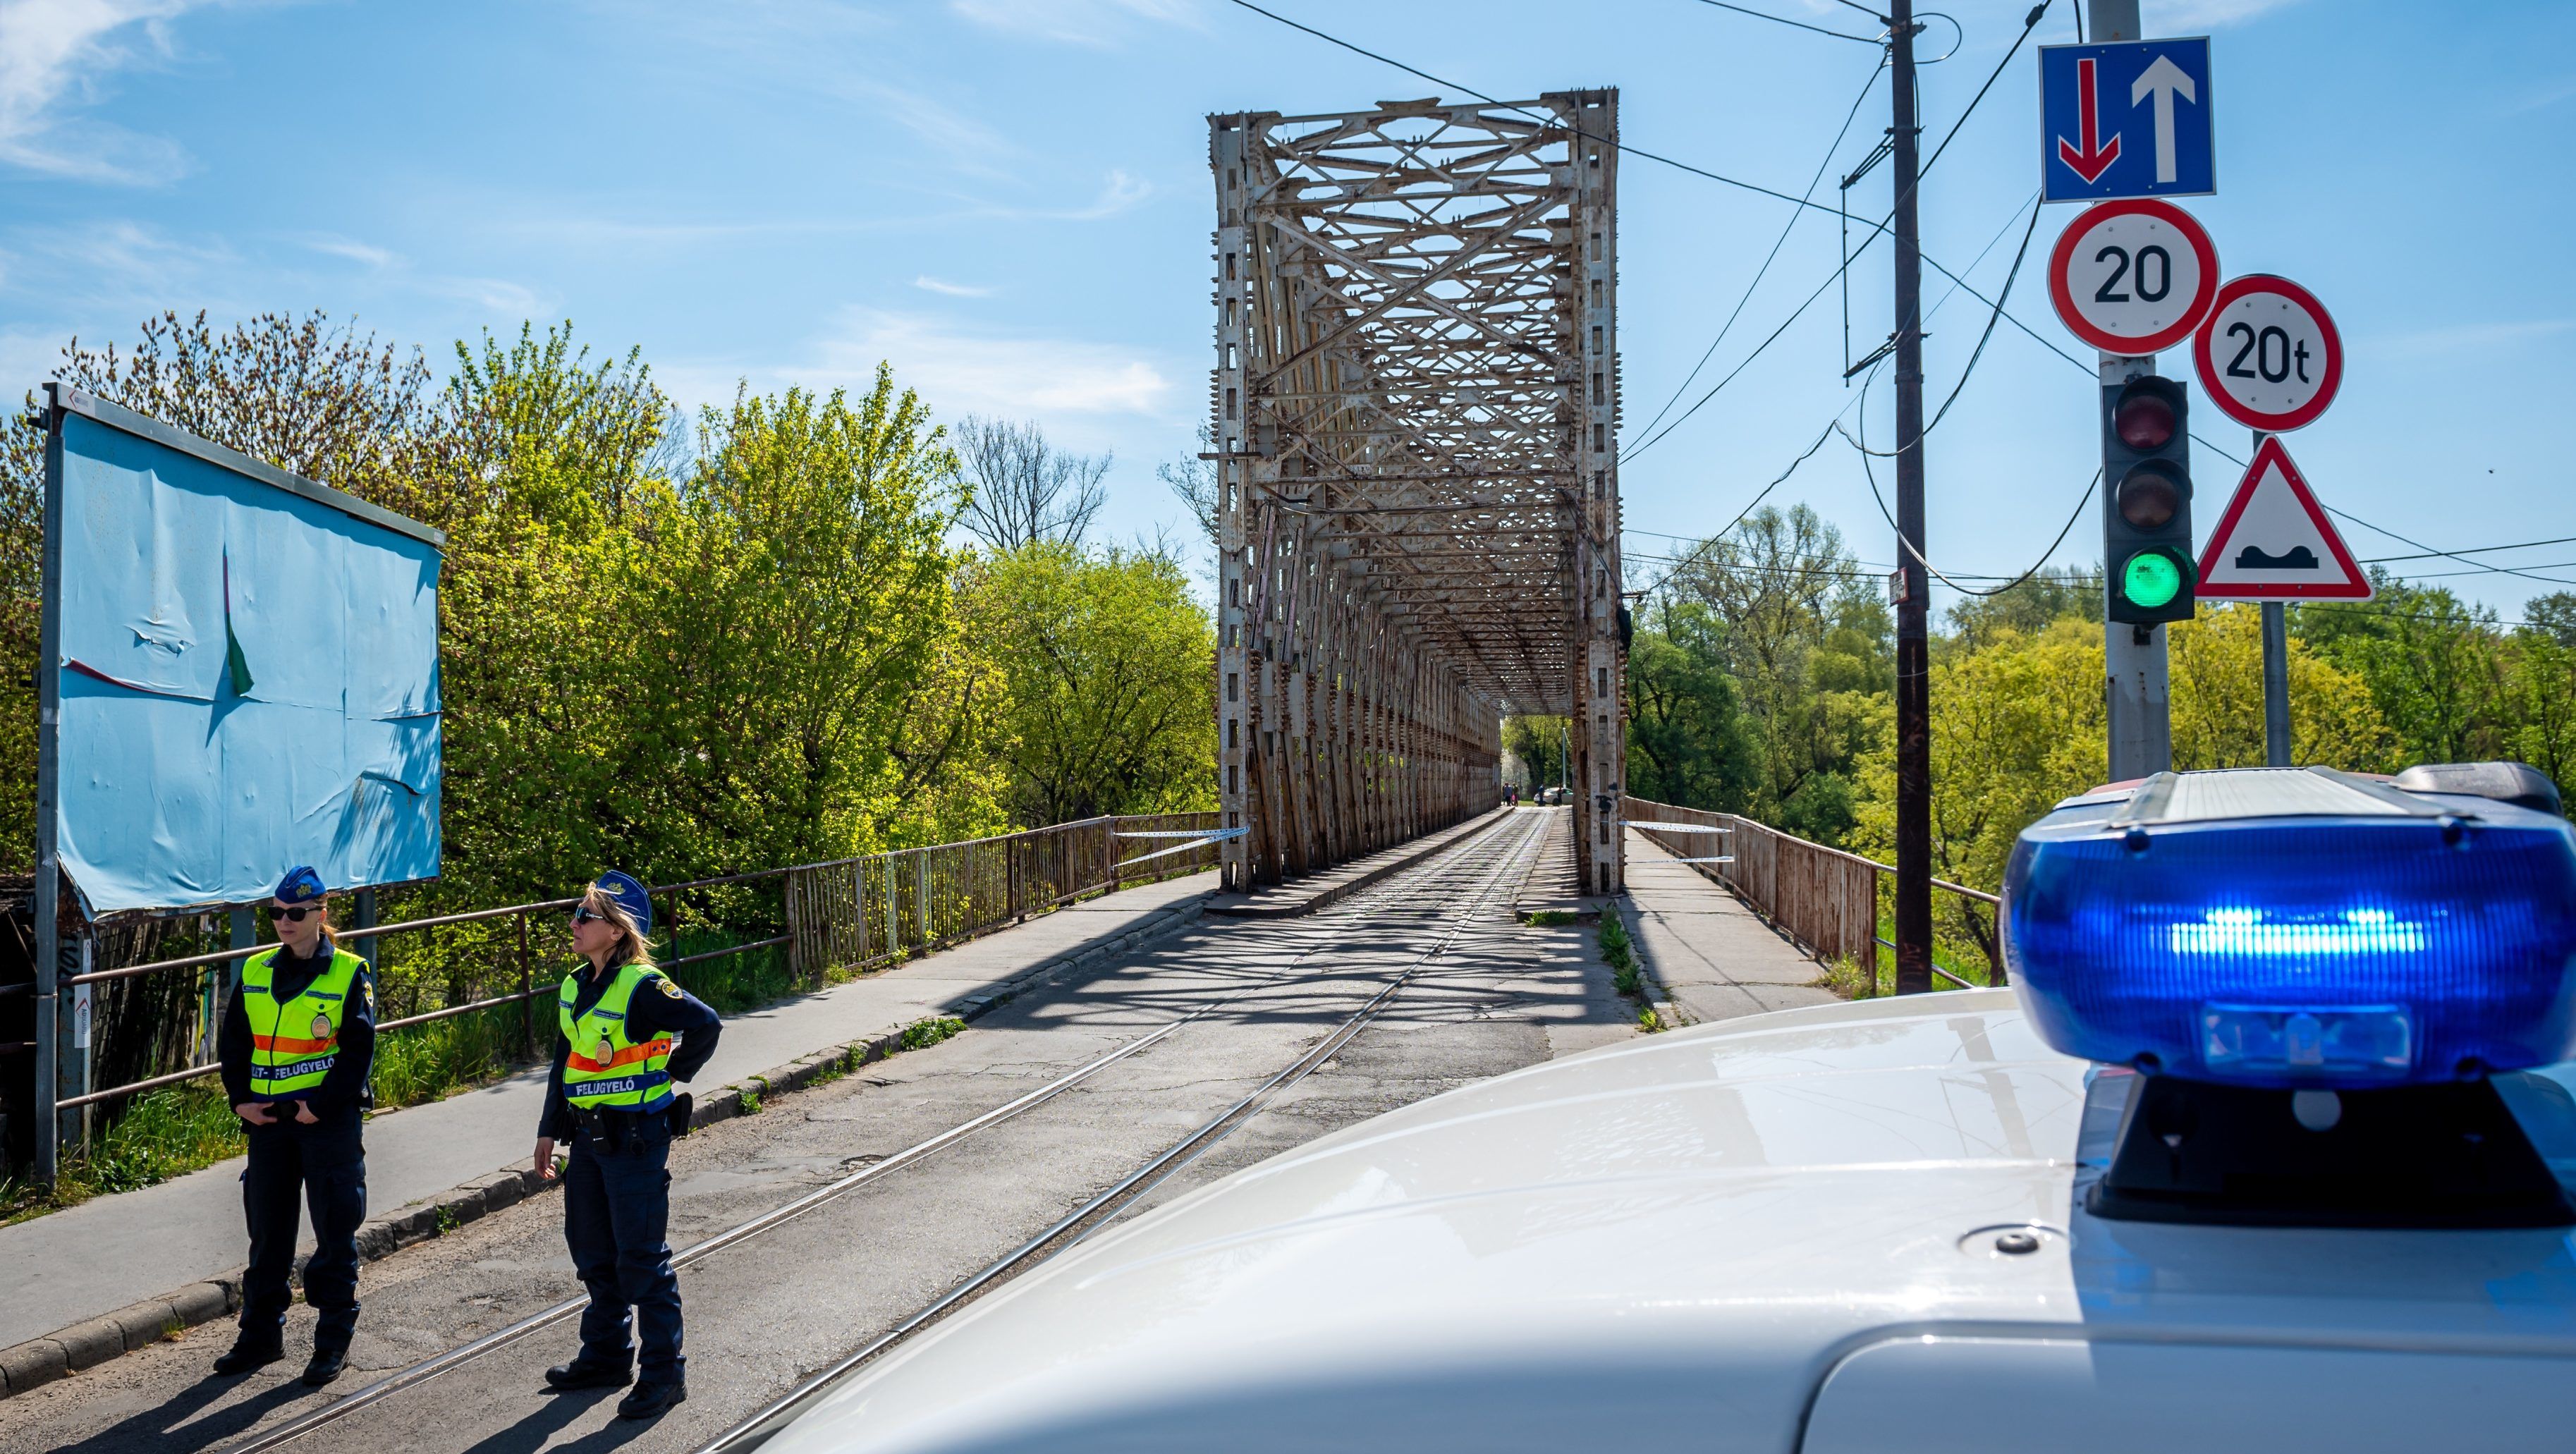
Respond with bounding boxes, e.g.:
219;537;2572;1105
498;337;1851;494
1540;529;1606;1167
2132;54;2197;185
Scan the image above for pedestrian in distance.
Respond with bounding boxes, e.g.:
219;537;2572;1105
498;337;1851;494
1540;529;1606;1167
213;865;375;1386
532;870;721;1420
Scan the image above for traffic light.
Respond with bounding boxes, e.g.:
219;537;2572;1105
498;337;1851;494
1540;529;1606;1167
2101;375;2195;626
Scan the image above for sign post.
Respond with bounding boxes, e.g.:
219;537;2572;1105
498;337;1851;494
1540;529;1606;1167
2195;275;2346;764
2051;197;2220;781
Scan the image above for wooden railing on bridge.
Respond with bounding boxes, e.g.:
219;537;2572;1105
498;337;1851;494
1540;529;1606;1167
1620;794;2003;988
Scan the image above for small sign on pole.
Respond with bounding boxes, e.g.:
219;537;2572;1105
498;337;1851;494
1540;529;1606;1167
2197;437;2372;600
2193;274;2342;432
2049;199;2221;355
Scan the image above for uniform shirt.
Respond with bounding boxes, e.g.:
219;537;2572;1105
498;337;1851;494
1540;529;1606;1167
537;959;722;1140
218;941;376;1117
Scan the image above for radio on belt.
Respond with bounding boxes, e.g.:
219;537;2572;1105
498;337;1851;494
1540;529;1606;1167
2004;764;2576;1228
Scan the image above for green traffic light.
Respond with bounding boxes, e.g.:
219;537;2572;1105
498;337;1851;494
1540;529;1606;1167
2122;551;2184;610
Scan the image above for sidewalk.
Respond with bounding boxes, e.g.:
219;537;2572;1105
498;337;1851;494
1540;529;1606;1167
0;872;1215;1358
1619;828;1838;1025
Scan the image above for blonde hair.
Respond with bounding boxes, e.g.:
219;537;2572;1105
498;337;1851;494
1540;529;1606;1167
582;886;658;971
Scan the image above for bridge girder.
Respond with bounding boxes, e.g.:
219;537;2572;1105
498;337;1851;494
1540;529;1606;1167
1209;92;1627;893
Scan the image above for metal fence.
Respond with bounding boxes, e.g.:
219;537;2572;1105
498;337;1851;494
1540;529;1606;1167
1621;795;2003;988
51;812;1231;1118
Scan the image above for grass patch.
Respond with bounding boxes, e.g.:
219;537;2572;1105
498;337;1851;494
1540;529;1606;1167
1521;909;1581;927
901;1016;967;1051
1812;955;1881;1001
1;1079;245;1225
1868;916;1996;989
1637;1006;1665;1033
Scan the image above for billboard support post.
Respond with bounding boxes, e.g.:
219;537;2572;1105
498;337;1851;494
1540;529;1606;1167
35;387;68;1180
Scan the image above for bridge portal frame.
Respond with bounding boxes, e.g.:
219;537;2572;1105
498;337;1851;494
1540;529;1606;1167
1207;91;1625;893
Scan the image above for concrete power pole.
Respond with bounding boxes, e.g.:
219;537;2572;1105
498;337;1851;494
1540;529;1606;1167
1889;0;1934;996
2092;0;2173;784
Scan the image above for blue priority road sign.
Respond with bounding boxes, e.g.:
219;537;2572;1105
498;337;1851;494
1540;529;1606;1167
2039;38;2214;202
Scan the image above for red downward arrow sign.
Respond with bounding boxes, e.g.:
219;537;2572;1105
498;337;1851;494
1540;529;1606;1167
2056;57;2123;183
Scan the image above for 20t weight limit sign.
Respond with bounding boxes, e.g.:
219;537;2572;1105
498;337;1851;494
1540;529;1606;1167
2049;198;2220;356
2193;274;2342;432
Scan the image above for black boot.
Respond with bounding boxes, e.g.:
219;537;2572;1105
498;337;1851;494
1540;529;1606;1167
301;1345;348;1386
617;1381;687;1419
213;1333;283;1376
545;1357;633;1391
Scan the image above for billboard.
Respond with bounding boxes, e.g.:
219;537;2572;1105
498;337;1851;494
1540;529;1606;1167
38;384;444;915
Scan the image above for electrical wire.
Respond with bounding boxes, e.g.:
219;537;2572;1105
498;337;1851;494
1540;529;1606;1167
1627;56;1885;448
1630;420;1849;599
2326;507;2576;588
1683;0;1881;44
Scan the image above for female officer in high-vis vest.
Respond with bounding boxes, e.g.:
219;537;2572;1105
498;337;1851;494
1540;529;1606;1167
530;871;720;1421
214;865;374;1386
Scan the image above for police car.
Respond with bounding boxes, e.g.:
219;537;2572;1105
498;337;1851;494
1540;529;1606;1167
762;763;2576;1453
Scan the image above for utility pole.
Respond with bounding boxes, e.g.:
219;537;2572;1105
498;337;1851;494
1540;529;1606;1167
2093;1;2172;784
1888;0;1933;996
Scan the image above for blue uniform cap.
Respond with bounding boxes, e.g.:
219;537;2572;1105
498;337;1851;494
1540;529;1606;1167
592;870;652;934
274;865;326;905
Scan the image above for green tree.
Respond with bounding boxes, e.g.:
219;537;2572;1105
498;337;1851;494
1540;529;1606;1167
2167;604;2395;772
1664;504;1890;842
960;541;1216;825
1501;716;1567;794
2295;574;2506;767
1623;598;1757;810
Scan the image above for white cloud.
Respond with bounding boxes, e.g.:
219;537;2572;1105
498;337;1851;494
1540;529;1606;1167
292;232;400;269
2373;318;2576;358
947;0;1196;48
664;307;1174;431
0;0;219;183
1059;168;1150;219
915;274;995;298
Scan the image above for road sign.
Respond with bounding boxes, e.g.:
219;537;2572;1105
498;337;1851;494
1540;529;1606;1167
2049;199;2219;356
2197;436;2372;599
2040;38;2215;202
2193;274;2342;432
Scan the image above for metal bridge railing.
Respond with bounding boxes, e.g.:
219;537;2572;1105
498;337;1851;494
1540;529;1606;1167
1621;795;2003;990
54;812;1229;1114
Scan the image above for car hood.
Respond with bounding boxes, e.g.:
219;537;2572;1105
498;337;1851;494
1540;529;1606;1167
766;990;2576;1454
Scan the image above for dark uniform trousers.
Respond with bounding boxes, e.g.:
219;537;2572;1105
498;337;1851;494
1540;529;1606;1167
565;1113;684;1381
240;1113;367;1347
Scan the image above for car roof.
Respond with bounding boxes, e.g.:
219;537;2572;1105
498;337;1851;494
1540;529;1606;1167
769;990;2576;1454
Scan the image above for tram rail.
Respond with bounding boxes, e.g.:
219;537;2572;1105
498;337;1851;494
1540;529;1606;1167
214;809;1553;1454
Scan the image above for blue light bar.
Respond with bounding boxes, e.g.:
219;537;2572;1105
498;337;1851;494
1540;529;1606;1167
2003;769;2576;1088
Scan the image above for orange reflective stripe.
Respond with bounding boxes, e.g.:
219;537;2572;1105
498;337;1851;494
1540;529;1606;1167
567;1037;671;1073
255;1032;337;1054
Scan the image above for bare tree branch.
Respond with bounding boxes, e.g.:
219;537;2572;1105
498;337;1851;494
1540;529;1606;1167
952;415;1109;551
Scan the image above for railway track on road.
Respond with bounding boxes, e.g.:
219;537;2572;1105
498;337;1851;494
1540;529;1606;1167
214;809;1553;1454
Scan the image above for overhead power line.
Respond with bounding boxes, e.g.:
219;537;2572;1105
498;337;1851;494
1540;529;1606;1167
1683;0;1882;44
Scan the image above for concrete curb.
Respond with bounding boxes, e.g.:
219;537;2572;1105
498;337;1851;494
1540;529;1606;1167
1204;811;1510;920
0;894;1210;1400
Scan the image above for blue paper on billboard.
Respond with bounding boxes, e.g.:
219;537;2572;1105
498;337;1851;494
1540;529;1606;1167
50;407;441;913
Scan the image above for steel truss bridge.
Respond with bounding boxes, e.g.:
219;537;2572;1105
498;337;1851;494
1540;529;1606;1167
1208;90;1628;896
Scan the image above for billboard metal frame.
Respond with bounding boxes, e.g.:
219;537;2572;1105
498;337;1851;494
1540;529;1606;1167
32;383;445;1180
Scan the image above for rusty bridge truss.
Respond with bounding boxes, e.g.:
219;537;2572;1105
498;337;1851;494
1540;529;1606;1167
1208;91;1628;894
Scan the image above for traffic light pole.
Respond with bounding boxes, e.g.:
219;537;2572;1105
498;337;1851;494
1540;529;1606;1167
1889;0;1933;997
2093;0;2172;785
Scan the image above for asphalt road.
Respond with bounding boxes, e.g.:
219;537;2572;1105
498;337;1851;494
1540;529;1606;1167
2;809;1635;1454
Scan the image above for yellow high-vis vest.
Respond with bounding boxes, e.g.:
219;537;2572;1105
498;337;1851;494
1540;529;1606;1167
240;947;366;1100
558;961;676;1113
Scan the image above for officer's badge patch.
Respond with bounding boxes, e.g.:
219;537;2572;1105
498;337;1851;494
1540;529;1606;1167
597;1036;616;1065
657;978;682;998
310;1013;332;1041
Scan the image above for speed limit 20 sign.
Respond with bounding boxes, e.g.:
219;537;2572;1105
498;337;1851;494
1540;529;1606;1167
2193;274;2342;431
2048;198;2220;355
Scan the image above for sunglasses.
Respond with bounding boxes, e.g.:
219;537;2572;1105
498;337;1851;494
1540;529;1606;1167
571;907;604;926
274;905;325;922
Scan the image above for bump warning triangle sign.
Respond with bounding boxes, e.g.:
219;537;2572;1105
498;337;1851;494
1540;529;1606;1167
2195;436;2373;600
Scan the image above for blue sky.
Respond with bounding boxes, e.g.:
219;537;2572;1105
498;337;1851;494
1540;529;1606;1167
4;0;2570;616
